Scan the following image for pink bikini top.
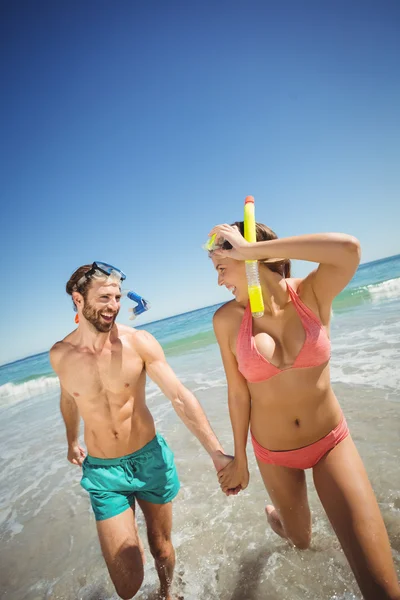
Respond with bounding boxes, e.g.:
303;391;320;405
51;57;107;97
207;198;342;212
236;283;331;383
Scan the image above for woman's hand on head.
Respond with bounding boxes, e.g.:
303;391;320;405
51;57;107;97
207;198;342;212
209;224;250;261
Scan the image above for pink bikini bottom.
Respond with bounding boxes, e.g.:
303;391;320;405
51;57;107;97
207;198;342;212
251;414;349;470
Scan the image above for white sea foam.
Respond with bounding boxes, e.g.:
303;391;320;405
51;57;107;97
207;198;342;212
1;508;24;540
329;594;359;600
367;277;400;302
145;380;163;400
0;376;60;406
331;318;400;391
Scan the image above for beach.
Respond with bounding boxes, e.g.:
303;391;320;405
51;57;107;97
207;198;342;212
1;255;399;600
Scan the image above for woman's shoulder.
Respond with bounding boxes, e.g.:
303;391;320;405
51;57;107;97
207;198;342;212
214;300;245;333
214;300;243;320
213;301;245;349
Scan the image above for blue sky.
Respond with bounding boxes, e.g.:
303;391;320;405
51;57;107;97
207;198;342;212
1;0;399;365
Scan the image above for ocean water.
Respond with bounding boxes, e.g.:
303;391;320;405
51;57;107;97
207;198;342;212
1;255;399;599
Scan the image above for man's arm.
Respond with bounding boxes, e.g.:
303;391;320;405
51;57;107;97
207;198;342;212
50;344;85;467
60;386;85;466
134;330;231;472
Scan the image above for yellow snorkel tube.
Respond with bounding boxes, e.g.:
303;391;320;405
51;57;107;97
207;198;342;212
244;196;264;319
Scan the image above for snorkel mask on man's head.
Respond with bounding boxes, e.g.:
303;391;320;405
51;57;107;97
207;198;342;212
74;261;151;323
76;261;126;289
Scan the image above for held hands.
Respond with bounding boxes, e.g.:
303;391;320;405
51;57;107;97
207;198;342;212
208;224;251;261
212;451;249;496
212;451;241;496
67;443;86;467
217;457;250;495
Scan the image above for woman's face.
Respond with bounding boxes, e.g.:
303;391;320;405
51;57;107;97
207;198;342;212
211;254;248;303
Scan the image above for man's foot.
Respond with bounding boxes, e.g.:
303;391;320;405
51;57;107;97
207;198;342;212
265;504;287;541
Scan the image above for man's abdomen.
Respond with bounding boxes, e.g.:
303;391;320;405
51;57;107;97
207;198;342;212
83;400;156;459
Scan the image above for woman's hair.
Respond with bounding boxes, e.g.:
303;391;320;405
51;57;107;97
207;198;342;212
66;264;93;311
222;221;291;278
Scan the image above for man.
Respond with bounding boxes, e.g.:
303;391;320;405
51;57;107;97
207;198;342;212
50;262;236;600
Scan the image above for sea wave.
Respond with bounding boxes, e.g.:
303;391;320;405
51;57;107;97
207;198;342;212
0;376;60;406
333;277;400;311
163;329;216;355
366;277;400;300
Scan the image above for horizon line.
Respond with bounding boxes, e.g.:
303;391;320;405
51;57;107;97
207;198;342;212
1;251;399;369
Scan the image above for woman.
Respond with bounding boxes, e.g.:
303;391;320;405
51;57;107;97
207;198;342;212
209;221;400;600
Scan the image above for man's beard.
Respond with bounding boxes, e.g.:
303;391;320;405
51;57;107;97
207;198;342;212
82;302;118;332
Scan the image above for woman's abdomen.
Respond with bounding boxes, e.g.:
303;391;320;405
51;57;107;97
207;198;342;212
249;365;342;451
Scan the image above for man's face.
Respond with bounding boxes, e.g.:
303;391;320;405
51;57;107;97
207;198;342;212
82;279;122;332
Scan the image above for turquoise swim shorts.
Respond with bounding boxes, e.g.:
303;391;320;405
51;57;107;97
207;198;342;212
80;433;180;521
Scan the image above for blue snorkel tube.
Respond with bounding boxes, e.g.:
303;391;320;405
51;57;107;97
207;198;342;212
127;291;151;319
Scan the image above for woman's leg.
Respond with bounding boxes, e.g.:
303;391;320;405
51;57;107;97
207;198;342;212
313;435;400;600
256;459;312;549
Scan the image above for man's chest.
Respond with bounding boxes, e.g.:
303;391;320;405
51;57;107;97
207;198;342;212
62;349;144;399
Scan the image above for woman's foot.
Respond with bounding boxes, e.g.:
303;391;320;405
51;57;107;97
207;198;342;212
157;590;184;600
265;504;287;541
265;504;312;549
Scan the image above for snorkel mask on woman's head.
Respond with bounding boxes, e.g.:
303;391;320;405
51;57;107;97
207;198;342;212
203;233;224;253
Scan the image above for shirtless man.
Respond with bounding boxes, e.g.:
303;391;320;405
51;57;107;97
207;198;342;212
50;262;235;600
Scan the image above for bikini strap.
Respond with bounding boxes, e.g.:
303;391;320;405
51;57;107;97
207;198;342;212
237;303;253;348
286;283;322;326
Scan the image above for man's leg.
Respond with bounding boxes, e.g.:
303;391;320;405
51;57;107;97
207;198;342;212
137;498;176;600
96;503;145;599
